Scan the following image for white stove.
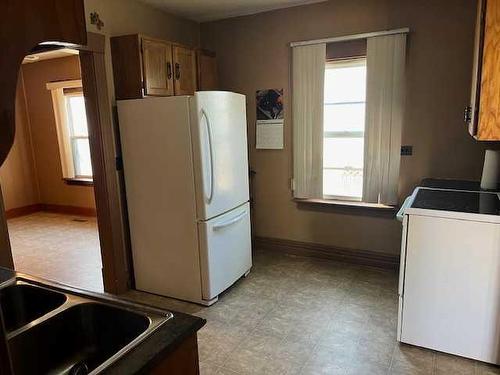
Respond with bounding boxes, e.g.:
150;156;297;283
397;186;500;223
397;185;500;364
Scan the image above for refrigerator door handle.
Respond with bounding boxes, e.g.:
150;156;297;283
201;109;214;204
213;211;247;231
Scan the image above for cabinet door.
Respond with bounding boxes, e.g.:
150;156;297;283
173;46;197;96
468;0;485;137
142;38;174;96
197;50;218;91
474;0;500;140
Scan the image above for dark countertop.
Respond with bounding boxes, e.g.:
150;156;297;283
420;178;499;192
412;188;500;216
0;267;206;374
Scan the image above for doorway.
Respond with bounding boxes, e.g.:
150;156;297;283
0;48;103;292
0;32;132;295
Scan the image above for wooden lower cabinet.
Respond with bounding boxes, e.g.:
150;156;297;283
148;334;200;375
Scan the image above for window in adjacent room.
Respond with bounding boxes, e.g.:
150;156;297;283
47;80;93;181
323;58;366;200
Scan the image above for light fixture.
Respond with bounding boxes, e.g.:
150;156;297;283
23;55;40;62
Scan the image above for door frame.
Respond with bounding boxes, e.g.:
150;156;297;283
77;32;132;294
0;32;132;294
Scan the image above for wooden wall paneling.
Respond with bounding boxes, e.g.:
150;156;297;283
478;0;500;140
173;45;197;95
142;38;174;96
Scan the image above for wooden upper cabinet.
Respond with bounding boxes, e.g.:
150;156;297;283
111;34;214;100
110;34;144;100
173;45;197;96
469;0;500;141
197;49;218;91
142;38;174;96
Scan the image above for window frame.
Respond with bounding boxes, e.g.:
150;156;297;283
323;57;367;202
47;79;93;181
64;91;92;179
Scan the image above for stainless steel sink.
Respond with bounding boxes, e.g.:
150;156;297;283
0;278;173;375
0;283;66;333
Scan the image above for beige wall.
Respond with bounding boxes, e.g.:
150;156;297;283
83;0;200;107
84;0;199;46
0;74;39;211
21;56;96;209
201;0;488;255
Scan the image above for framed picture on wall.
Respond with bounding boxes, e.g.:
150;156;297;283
256;89;283;120
256;88;284;149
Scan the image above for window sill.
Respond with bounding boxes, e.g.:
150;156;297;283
63;178;94;187
293;198;397;215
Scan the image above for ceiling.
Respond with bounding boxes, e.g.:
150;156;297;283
138;0;328;22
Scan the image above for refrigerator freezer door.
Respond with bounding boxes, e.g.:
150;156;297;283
191;91;250;220
198;202;252;300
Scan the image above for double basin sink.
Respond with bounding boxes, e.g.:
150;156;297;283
0;278;173;374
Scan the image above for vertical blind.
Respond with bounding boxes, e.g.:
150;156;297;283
292;30;407;205
362;33;406;205
292;43;326;199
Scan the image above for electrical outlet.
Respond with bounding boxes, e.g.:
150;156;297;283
401;145;413;156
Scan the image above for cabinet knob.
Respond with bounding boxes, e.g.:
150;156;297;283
175;63;181;80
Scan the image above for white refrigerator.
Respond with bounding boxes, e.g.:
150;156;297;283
117;91;252;305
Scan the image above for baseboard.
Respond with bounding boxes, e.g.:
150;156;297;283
5;203;97;218
253;236;400;270
5;204;43;219
41;204;97;217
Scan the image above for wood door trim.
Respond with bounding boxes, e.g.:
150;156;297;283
79;43;131;294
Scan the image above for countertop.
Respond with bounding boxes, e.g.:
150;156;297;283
0;267;206;374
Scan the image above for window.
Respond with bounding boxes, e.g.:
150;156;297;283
47;80;93;181
323;58;366;201
65;93;92;178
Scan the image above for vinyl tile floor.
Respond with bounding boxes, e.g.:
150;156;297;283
124;249;500;375
8;211;103;292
